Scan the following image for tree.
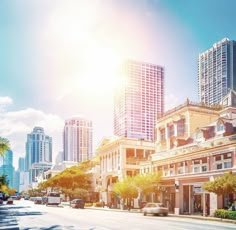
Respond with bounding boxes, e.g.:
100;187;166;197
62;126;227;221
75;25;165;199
0;175;8;189
7;188;17;196
203;172;236;195
77;156;99;171
113;177;138;209
112;172;162;209
40;166;91;200
133;172;162;197
61;188;88;200
0;137;10;156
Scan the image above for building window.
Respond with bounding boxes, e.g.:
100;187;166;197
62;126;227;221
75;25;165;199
214;154;232;170
177;119;185;136
160;128;165;141
224;161;232;168
216;122;224;133
216;163;223;170
178;167;184;174
169;166;175;176
191;158;208;173
202;165;208;172
168;125;174;138
194;165;200;173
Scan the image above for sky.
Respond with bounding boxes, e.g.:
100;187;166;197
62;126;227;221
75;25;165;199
0;0;236;168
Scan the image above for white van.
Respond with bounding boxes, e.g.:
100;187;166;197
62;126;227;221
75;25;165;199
46;192;61;206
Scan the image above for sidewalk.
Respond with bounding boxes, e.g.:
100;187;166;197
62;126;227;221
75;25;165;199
86;205;236;224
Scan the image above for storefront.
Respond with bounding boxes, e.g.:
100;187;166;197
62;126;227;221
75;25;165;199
182;183;209;215
158;184;176;213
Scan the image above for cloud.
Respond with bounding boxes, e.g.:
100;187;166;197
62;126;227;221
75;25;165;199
0;96;13;111
0;107;64;168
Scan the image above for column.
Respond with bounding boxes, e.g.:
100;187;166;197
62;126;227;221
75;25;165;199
203;192;206;216
174;123;177;137
232;149;236;168
209;192;217;216
175;179;180;215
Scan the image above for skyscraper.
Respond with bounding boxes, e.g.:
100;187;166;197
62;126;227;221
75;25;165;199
18;157;25;171
25;127;52;183
0;150;14;188
114;59;164;141
63;117;93;162
14;157;25;193
198;38;236;105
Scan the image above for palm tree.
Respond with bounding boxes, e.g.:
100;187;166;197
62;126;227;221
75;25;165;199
0;137;10;156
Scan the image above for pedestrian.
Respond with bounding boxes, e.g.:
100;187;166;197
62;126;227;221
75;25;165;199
232;203;235;211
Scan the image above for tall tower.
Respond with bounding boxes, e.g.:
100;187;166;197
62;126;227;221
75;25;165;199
114;59;164;141
0;150;14;188
25;127;52;183
198;38;236;105
63;117;93;162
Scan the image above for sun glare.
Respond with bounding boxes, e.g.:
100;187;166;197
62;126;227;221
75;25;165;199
49;1;127;101
77;45;122;94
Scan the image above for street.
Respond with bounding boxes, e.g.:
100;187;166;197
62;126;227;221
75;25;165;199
1;200;236;230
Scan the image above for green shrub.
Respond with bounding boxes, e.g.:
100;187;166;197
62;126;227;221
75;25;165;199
214;209;236;219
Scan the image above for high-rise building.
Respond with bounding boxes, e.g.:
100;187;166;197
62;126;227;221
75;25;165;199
0;150;14;188
18;157;25;171
198;38;236;105
25;127;52;183
114;59;164;141
63;117;93;162
14;157;26;192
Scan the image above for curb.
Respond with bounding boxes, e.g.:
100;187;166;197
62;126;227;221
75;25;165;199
86;206;236;224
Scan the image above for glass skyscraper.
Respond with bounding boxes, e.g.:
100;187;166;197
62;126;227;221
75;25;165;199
198;38;236;105
25;127;52;183
114;59;164;141
63;117;93;162
0;150;14;188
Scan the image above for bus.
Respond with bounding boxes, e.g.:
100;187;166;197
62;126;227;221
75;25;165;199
46;192;61;206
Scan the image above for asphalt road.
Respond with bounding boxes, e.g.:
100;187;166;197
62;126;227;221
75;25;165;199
1;200;236;230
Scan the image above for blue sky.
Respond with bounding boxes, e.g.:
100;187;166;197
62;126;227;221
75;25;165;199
0;0;236;168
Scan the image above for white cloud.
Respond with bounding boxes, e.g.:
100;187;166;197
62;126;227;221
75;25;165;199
0;107;64;168
0;96;13;112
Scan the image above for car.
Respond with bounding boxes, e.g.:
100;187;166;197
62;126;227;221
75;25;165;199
29;197;37;202
34;197;43;204
142;202;168;216
24;196;30;200
70;199;85;209
6;197;14;205
16;195;21;200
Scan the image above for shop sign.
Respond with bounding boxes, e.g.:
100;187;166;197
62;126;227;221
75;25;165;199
193;186;203;193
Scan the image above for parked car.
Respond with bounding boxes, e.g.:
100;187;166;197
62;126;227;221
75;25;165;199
16;195;21;200
24;196;30;200
6;197;14;205
142;202;168;216
70;199;85;209
34;197;43;204
29;197;37;202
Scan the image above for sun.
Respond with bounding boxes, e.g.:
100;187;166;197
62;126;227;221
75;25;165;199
76;44;123;96
48;1;126;101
